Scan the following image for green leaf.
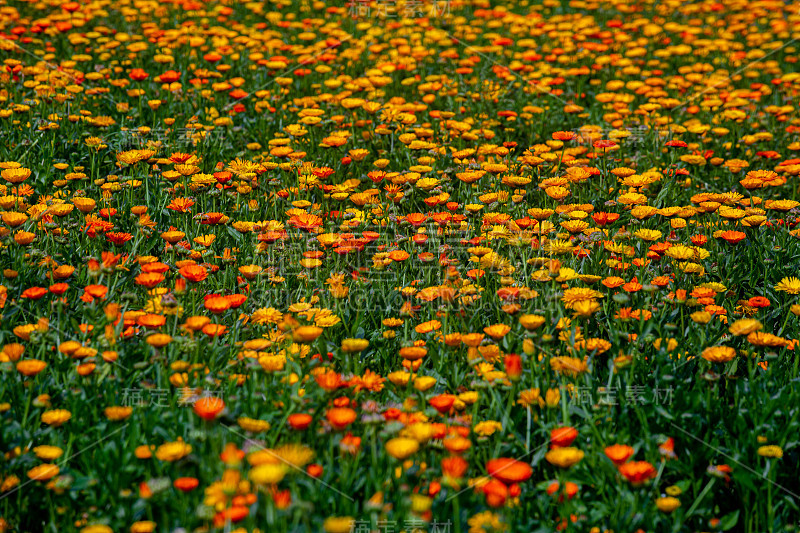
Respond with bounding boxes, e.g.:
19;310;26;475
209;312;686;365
717;510;739;531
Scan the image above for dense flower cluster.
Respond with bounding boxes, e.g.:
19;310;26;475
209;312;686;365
0;0;799;532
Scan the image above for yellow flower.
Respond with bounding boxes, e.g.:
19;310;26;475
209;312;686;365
104;406;133;421
41;409;71;427
518;388;544;409
728;319;762;336
249;464;287;485
545;388;561;408
701;346;736;363
80;526;113;533
545;447;584;468
27;463;59;481
473;421;502;437
775;277;800;295
130;521;157;533
323;517;355;533
154;440;192;462
413;376;437;391
1;167;31;184
292;326;323;342
238;417;271;433
656;496;681;513
341;338;369;353
385;438;419;460
757;445;783;459
519;314;546;330
33;445;63;461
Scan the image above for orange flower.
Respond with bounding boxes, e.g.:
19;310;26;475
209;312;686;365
84;284;108;300
326;407;356;430
399;346;427;361
483;323;511;340
137;314;166;329
179;264;208;282
135;273;165;288
618;461;657;486
550;426;578;448
604;444;634;466
428;394;456;414
204;295;231;314
486;458;533;484
717;230;746;244
288;213;323;231
174;477;199;492
288;413;313;430
202;324;227;337
442;456;469;485
293;326;323;343
193;397;225;421
482;479;508;508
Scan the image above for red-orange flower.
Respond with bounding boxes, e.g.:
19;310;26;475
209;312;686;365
193;397;225;420
604;444;634;466
179;265;208;282
550;427;578;448
174;477;199;492
486;458;533;484
619;461;657;485
428;394;456;414
326;407;356;430
288;413;313;430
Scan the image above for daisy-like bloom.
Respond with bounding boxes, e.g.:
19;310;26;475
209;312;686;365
117;149;155;165
604;444;634;466
618;461;657;485
1;167;31;184
41;409;71;427
775;277;800;295
166;197;195;212
27;464;59;481
249;464;287;485
656;497;681;513
729;319;762;336
561;287;603;309
551;356;589;377
701;346;737;363
757;445;783;459
154;439;192;462
545;447;584;469
384;437;419;460
33;445;63;461
717;230;747;244
517;388;544;409
486;458;532;484
747;331;788;348
323;517;355;533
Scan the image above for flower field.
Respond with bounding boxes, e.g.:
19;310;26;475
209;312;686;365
2;0;800;531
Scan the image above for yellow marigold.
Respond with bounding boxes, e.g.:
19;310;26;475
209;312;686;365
155;439;192;462
249;463;287;485
41;409;71;427
728;319;762;336
33;445;63;461
238;417;271;433
385;437;419;460
757;445;783;459
473;421;503;437
656;496;681;513
701;346;736;363
545;447;584;468
104;406;133;421
323;517;356;533
27;463;59;481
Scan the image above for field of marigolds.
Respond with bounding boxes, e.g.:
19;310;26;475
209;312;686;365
3;0;800;531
